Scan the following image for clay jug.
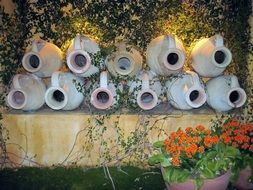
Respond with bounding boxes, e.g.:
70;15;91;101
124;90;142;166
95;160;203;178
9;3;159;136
146;35;186;76
105;42;142;77
90;71;118;110
22;39;63;77
7;73;46;111
128;70;162;110
191;35;232;77
165;71;206;110
206;75;247;112
45;72;84;110
66;35;100;77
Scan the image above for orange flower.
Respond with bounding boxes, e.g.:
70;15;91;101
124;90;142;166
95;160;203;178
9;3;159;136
241;143;249;150
198;146;204;153
196;125;205;131
249;145;253;152
172;156;180;166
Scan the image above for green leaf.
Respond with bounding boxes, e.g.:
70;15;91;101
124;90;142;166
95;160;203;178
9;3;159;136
194;178;204;190
201;167;215;179
148;153;165;165
153;141;164;148
161;157;172;167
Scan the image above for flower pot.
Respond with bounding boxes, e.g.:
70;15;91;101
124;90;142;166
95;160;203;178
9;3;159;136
45;71;84;110
191;35;232;77
161;167;231;190
206;75;247;112
22;39;63;78
7;73;46;111
165;71;206;110
90;71;118;110
128;70;162;110
105;42;142;77
146;35;186;76
235;166;253;190
66;35;100;77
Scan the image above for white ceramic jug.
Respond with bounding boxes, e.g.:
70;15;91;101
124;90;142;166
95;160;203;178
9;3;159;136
22;39;63;78
191;35;232;77
206;75;247;112
105;42;142;77
45;72;84;110
128;70;162;110
90;71;118;110
66;35;100;77
7;73;46;111
146;35;186;76
165;71;207;110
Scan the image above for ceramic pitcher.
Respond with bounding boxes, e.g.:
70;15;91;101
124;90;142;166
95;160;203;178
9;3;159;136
165;71;207;110
22;39;63;78
45;71;84;110
128;70;162;110
105;42;142;77
90;71;118;110
146;35;186;77
7;73;46;111
191;35;232;77
66;35;100;77
206;75;247;112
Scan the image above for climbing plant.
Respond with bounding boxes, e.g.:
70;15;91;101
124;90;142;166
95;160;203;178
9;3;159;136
0;0;252;170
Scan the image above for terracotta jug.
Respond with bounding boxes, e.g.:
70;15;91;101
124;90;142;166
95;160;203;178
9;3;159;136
45;71;84;110
146;35;186;76
191;35;232;77
66;35;100;77
90;71;118;110
165;71;206;110
105;42;142;77
206;75;247;112
128;70;162;110
7;73;46;111
22;39;63;77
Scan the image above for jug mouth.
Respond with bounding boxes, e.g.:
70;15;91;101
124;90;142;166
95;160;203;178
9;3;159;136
137;89;158;110
22;52;42;73
7;89;27;109
114;54;135;76
91;87;113;110
212;47;232;68
227;87;247;108
45;87;68;110
161;49;185;71
67;50;91;74
185;87;206;108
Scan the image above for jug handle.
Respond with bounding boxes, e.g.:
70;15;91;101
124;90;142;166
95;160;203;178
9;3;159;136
32;40;39;52
214;34;224;48
13;74;22;89
142;72;150;90
74;34;82;50
167;35;176;49
100;71;108;88
51;71;61;87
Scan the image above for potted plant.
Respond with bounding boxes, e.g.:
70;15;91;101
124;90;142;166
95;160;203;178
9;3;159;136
148;125;241;190
218;118;253;190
